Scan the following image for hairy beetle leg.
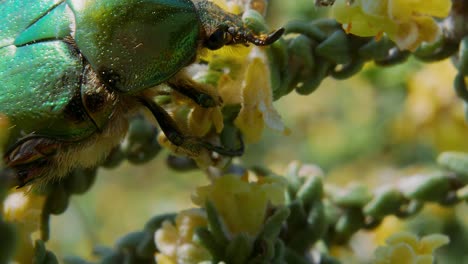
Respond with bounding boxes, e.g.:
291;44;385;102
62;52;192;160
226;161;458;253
139;97;243;157
14;161;51;188
167;71;222;108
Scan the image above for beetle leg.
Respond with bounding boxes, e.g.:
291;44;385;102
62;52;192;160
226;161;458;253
139;97;243;157
4;137;61;186
5;137;59;166
167;71;222;108
14;161;51;188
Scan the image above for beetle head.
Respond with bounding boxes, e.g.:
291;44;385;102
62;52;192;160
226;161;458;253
193;0;284;50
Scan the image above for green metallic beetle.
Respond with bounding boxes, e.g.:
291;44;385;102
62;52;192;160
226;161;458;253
0;0;284;186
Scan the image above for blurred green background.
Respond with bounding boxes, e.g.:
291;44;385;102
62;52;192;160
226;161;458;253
49;1;468;263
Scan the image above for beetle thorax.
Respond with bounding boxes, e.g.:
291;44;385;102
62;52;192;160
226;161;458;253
68;0;202;94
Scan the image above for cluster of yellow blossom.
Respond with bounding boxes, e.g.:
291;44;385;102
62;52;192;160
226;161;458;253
162;0;287;152
192;174;286;235
154;209;212;264
159;0;288;169
332;0;452;50
193;45;288;144
373;232;449;264
154;173;287;263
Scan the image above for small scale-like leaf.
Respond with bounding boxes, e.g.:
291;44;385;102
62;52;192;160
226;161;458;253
438;152;468;183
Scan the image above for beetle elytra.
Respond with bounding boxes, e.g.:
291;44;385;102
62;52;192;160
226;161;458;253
0;0;284;186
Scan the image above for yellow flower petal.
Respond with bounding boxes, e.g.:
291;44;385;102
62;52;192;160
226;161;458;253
385;232;419;249
234;54;287;143
188;106;224;137
212;107;225;133
154;221;179;257
373;232;449;264
388;0;452;20
155;253;176;264
188;107;212;137
415;255;434;264
389;243;416;264
176;243;212;264
361;0;388;17
154;209;211;263
176;209;208;242
394;17;440;50
334;1;397;37
418;234;450;254
414;16;440;42
192;174;286;236
234;107;265;143
210;0;243;14
218;73;243;105
332;0;451;50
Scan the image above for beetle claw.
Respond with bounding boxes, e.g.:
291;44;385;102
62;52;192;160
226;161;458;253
201;132;244;157
262;28;286;45
244;27;285;46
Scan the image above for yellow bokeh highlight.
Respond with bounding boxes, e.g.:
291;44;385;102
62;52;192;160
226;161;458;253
392;60;468;151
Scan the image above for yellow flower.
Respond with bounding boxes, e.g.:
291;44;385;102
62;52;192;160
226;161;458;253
210;0;243;14
188;103;224;138
158;1;284;166
167;69;225;139
192;174;286;236
373;232;449;264
332;0;452;50
177;1;287;146
3;188;46;263
154;172;287;262
234;50;289;143
201;45;287;145
154;209;212;264
199;8;288;143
